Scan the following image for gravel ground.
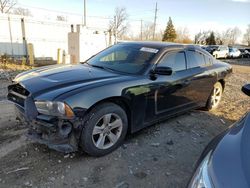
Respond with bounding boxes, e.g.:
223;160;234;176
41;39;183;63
0;60;249;188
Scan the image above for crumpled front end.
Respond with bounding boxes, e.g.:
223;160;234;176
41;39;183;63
8;83;82;153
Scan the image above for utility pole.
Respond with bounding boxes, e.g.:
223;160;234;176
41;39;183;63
21;18;28;64
140;19;143;41
83;0;86;26
8;16;13;57
153;2;158;40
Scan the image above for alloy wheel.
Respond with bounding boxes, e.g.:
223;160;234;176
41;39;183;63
211;86;222;108
92;113;123;150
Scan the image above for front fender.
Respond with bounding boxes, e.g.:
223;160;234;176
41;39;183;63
62;86;126;116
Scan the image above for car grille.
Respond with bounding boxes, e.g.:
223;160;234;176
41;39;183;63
8;84;30;107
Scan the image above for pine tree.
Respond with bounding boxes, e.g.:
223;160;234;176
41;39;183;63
206;32;216;45
162;17;177;42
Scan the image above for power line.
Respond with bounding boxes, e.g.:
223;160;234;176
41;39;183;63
16;3;113;20
16;3;83;16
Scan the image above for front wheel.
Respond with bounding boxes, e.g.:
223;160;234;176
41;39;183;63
206;82;223;111
80;102;128;156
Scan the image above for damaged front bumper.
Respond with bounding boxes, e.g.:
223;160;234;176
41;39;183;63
15;104;82;153
8;83;84;153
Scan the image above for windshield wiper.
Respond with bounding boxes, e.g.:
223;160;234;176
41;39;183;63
82;62;103;69
83;62;117;73
91;64;117;72
81;61;89;65
90;64;106;69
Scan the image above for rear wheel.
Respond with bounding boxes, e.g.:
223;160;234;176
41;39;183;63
206;82;223;111
80;103;128;156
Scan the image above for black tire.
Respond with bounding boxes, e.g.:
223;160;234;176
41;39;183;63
206;82;223;111
80;102;128;157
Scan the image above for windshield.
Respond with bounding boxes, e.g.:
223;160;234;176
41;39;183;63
87;44;159;74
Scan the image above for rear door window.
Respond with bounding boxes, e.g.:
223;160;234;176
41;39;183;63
186;51;206;68
204;55;213;66
158;51;186;72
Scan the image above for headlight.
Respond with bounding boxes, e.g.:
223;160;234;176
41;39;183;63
188;151;214;188
35;101;74;118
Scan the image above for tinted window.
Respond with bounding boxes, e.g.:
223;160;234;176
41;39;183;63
158;51;186;71
187;51;206;68
88;44;159;74
100;51;128;62
204;55;213;66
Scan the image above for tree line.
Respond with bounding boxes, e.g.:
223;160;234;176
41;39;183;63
111;7;250;46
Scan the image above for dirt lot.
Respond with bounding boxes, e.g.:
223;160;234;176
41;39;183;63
0;60;249;188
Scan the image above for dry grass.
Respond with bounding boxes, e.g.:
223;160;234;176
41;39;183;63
0;61;32;80
0;62;32;71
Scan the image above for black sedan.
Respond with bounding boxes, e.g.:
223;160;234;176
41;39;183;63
188;84;250;188
7;42;232;156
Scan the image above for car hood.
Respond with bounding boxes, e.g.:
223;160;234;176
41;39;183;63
14;64;127;98
209;113;250;188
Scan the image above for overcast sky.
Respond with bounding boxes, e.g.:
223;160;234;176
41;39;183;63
17;0;250;38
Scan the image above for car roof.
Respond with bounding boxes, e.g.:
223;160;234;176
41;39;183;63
118;41;212;56
118;41;203;50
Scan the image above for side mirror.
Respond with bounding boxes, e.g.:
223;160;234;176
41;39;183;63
242;84;250;96
152;66;173;76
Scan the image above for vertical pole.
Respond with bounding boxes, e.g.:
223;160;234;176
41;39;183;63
27;43;34;65
84;0;86;26
8;16;14;57
21;18;28;64
153;2;158;40
140;19;143;41
57;48;62;64
114;16;117;44
108;29;112;46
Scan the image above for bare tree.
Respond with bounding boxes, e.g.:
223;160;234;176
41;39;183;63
56;15;67;22
243;24;250;46
175;27;192;44
214;32;223;45
194;31;202;44
13;7;32;16
0;0;16;13
142;22;154;40
154;30;164;41
109;7;128;39
194;31;210;45
127;22;162;41
222;27;241;45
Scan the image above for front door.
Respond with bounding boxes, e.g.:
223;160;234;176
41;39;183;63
145;50;197;123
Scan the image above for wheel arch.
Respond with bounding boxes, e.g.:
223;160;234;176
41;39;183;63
84;96;132;133
218;79;225;91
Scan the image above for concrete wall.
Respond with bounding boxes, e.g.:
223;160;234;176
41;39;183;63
0;14;112;61
0;42;25;57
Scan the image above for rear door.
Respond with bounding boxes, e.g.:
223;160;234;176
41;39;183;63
185;50;216;106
